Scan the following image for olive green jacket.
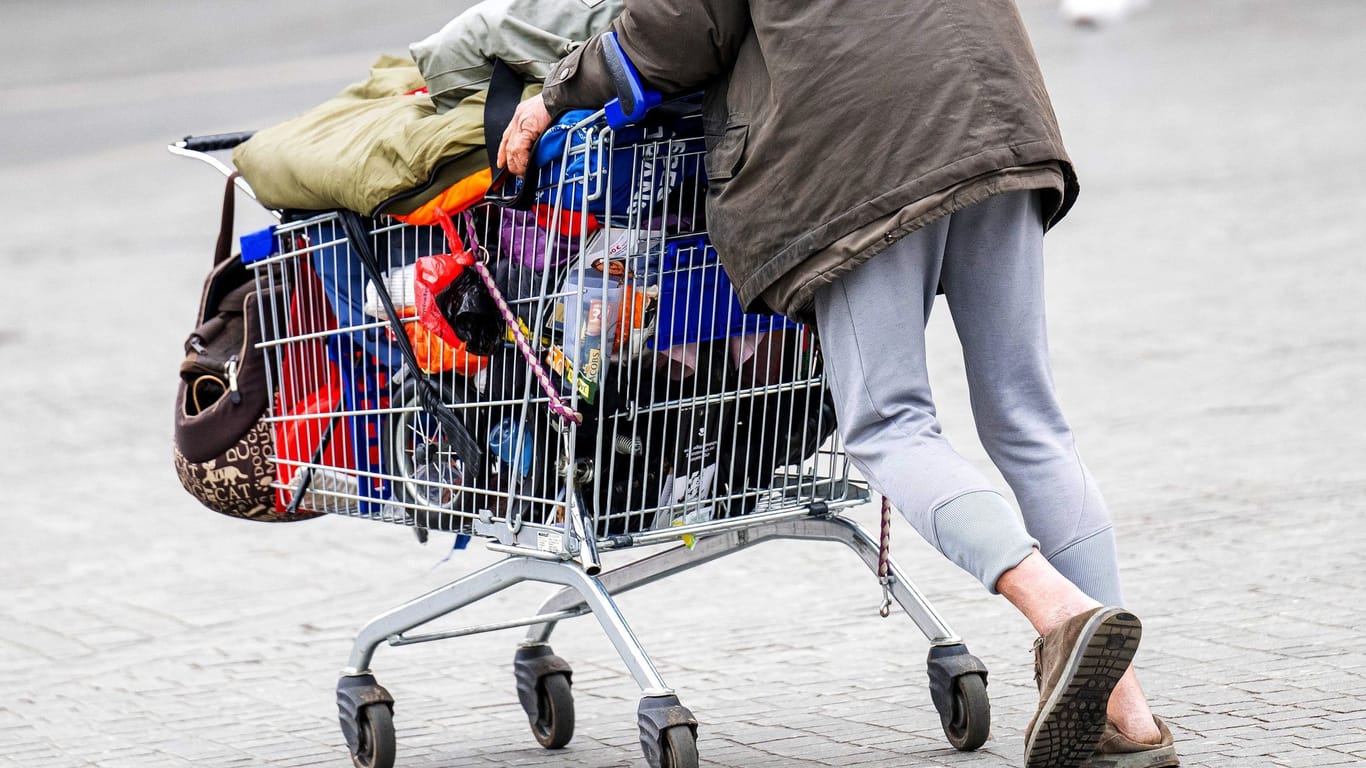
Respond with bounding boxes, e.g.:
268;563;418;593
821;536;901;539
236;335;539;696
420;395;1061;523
542;0;1078;316
233;56;536;216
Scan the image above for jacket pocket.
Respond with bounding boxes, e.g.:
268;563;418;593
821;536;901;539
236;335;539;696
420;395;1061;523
705;123;749;183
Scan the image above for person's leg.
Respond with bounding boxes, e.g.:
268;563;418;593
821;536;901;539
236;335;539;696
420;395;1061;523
813;219;1039;593
814;214;1155;764
939;190;1160;744
939;190;1123;605
1001;556;1172;764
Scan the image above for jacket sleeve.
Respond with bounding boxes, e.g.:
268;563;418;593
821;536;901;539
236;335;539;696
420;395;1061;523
413;0;629;113
541;0;749;114
409;4;501;111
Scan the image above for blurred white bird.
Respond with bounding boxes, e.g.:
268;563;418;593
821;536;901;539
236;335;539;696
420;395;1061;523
1060;0;1149;26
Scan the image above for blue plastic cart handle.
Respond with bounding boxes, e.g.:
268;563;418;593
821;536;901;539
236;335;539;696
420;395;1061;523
602;31;663;130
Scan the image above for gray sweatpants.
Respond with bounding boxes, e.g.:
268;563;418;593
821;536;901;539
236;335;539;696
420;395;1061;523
813;190;1123;605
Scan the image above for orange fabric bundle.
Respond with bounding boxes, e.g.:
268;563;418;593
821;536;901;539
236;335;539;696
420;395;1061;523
397;306;489;376
393;168;492;225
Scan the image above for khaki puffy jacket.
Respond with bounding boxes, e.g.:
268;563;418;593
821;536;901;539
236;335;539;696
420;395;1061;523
233;56;500;216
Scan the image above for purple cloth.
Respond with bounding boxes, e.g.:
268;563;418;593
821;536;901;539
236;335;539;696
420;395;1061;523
497;209;582;271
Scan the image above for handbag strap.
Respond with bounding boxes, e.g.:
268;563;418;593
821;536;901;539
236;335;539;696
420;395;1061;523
215;171;242;267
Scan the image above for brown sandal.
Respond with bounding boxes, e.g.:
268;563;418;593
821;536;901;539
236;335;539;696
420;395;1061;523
1081;715;1180;767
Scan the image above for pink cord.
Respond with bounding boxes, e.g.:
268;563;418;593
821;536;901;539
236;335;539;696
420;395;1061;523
471;258;583;425
436;208;584;425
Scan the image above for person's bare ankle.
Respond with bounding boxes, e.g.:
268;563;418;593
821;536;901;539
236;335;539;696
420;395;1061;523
1107;668;1160;744
1039;600;1102;636
1111;712;1161;744
995;551;1103;636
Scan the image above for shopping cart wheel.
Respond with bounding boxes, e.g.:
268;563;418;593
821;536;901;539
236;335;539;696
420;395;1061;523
659;726;699;768
942;672;990;750
351;704;395;768
338;675;396;768
514;644;575;749
531;672;575;749
926;644;991;751
638;695;698;768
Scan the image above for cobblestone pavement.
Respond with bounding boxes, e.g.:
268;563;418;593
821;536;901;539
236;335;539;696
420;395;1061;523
2;1;1364;767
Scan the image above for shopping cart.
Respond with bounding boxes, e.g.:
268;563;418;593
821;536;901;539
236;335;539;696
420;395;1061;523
168;37;992;768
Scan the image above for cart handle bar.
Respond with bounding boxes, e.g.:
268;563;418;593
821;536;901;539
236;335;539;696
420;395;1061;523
167;132;266;211
175;131;256;153
602;31;662;131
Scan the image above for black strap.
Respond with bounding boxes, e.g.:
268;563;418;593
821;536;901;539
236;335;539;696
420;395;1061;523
283;409;342;518
484;59;524;171
337;210;485;477
215;172;241;267
483;59;539;210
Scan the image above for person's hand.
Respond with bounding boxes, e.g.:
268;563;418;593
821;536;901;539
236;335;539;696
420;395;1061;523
498;94;552;177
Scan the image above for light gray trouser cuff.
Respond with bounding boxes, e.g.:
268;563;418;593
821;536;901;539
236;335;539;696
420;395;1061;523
932;491;1039;594
1048;527;1125;607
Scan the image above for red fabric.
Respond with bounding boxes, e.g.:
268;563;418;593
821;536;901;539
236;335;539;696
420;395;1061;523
414;208;479;350
535;204;599;237
272;254;354;512
414;252;465;349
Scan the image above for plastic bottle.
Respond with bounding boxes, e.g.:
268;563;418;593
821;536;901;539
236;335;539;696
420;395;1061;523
487;418;533;478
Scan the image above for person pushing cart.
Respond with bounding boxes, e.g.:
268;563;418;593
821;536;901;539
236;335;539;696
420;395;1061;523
500;2;1180;767
170;1;1178;766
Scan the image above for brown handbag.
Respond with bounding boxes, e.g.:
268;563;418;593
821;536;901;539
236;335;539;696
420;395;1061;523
172;173;320;522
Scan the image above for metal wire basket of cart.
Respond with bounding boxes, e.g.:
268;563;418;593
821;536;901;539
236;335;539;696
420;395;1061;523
168;39;994;768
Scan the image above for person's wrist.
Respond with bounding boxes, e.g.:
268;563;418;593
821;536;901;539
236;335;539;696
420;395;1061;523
540;83;566;117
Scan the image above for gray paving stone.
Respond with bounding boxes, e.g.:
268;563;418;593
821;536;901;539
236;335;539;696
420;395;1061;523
2;1;1366;767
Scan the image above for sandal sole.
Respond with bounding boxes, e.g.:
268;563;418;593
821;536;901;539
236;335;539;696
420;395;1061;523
1026;608;1143;768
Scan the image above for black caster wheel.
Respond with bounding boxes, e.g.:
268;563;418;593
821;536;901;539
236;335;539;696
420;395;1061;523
659;725;699;768
926;644;991;751
514;644;575;749
530;672;575;749
942;672;990;751
338;675;396;768
638;695;699;768
351;704;396;768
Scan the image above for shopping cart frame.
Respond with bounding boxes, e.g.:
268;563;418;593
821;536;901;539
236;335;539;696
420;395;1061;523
170;83;994;768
